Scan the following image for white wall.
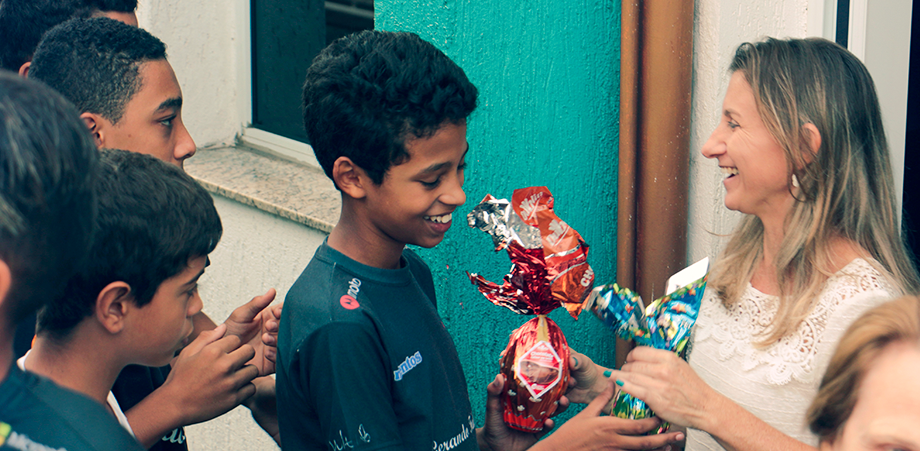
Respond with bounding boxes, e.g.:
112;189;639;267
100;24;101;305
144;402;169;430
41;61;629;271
186;195;326;451
136;1;244;148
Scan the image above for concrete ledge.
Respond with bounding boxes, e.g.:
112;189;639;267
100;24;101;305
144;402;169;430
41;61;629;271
185;145;340;233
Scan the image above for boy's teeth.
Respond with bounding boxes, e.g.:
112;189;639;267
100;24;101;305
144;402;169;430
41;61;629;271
425;213;452;224
720;167;739;176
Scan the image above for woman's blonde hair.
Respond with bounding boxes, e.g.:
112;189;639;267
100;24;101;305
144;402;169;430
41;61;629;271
807;296;920;442
708;37;920;345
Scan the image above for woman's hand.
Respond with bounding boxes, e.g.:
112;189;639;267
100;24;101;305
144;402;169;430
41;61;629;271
611;346;719;430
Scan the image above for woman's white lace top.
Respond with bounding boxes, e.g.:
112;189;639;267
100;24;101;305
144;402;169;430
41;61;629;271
686;258;896;450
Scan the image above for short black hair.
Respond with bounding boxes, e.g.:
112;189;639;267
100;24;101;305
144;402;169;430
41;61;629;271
302;30;478;186
0;71;99;325
83;0;137;13
37;149;222;337
29;17;166;123
0;0;87;71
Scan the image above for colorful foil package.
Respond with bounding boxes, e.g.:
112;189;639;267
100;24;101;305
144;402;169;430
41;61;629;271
582;259;709;424
467;186;594;432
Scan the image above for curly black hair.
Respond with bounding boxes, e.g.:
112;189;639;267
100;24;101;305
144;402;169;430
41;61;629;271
0;0;86;71
302;30;478;186
29;17;166;123
82;0;137;13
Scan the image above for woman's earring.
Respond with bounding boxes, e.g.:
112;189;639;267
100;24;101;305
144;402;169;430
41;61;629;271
792;174;800;188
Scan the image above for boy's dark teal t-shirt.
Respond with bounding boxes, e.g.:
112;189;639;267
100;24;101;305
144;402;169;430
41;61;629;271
0;363;144;451
277;242;478;451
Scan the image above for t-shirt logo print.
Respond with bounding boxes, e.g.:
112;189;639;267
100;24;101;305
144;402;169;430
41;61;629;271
339;277;362;310
394;351;423;381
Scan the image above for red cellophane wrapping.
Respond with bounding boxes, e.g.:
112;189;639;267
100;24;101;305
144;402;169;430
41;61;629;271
467;186;594;432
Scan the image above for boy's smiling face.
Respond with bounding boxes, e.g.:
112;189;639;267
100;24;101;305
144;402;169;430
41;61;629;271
91;59;197;168
362;121;468;252
128;256;206;367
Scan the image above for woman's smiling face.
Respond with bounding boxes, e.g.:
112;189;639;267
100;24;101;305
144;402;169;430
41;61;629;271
701;71;794;222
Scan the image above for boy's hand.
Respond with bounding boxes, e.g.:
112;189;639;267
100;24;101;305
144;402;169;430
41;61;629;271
222;289;279;376
566;347;614;411
162;324;259;425
476;374;565;451
530;380;685;451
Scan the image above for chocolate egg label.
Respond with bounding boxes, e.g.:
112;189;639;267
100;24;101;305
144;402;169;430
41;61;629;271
515;341;562;399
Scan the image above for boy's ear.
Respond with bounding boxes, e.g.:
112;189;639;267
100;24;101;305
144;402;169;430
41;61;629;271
80;112;105;148
332;156;368;199
18;61;30;78
0;259;11;318
95;281;133;334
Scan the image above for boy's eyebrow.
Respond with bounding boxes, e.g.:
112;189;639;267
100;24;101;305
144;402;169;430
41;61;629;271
182;266;207;288
155;97;183;113
417;145;469;175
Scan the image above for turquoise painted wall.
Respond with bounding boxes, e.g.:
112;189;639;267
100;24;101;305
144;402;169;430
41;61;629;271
377;0;621;426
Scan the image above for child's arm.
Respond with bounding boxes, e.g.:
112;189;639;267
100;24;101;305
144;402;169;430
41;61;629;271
476;376;685;451
529;380;685;451
244;376;280;444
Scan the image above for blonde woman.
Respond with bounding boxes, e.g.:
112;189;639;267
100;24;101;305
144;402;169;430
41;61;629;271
609;37;920;451
807;296;920;451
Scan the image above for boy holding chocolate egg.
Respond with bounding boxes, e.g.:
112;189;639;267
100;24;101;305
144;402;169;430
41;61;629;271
277;29;685;451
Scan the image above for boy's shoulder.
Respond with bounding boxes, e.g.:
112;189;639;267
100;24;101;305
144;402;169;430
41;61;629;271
0;365;143;451
288;243;432;300
281;243;436;335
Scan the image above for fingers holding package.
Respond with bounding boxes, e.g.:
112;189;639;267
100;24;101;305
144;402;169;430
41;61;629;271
612;346;718;430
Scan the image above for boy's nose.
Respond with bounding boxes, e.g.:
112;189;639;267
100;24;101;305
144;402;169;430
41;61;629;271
188;292;203;317
174;121;197;167
442;177;466;207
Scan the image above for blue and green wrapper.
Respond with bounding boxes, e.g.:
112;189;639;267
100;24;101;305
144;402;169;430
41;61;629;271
583;275;708;425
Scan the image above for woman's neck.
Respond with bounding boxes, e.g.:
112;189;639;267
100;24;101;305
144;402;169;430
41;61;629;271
751;217;786;295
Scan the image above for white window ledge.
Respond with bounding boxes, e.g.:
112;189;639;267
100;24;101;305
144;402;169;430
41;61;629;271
185;145;340;233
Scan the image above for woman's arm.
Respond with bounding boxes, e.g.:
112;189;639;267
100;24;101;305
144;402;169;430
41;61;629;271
612;347;817;451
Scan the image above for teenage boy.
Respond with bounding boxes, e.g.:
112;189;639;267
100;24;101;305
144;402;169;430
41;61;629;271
21;149;256;445
0;0;138;76
28;17;281;449
0;73;142;450
277;30;685;451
